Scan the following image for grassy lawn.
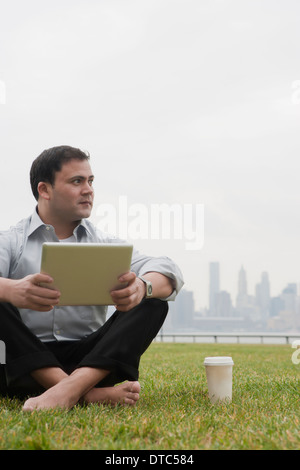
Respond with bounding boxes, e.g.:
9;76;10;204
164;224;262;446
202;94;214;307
0;342;299;450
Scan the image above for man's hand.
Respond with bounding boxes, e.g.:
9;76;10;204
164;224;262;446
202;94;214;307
6;273;61;311
110;271;145;312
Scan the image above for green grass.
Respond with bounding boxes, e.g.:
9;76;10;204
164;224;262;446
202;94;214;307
0;342;299;450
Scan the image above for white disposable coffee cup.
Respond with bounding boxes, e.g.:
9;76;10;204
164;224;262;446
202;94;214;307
204;356;234;404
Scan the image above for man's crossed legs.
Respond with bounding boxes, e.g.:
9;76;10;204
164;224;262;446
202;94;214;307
0;299;168;411
24;365;141;411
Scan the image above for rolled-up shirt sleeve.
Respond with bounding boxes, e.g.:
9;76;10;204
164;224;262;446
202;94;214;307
130;247;184;301
0;230;13;278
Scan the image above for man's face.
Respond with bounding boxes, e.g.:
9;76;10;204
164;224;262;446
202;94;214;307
47;159;94;223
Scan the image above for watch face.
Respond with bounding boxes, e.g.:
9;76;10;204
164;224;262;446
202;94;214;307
147;284;153;295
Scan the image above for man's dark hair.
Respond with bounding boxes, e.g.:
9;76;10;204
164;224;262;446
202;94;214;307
30;145;90;201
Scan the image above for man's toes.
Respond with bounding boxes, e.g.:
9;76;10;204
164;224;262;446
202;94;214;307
130;381;141;393
22;399;36;412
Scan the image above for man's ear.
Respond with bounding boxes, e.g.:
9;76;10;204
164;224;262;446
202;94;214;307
37;181;52;201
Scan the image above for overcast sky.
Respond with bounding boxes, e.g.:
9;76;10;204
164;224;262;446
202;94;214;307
0;0;299;309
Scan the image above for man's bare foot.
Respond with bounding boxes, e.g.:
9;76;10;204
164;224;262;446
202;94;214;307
22;379;80;412
84;381;141;407
22;380;141;411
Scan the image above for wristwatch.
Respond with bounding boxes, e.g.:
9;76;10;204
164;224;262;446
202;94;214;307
138;276;153;298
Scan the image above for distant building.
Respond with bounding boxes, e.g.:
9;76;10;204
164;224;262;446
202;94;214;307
265;284;299;331
281;283;297;314
235;266;262;323
164;289;195;331
209;262;220;315
255;271;270;320
215;290;233;317
270;296;285;317
236;265;249;314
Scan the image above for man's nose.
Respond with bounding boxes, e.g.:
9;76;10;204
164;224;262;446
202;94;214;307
82;181;94;194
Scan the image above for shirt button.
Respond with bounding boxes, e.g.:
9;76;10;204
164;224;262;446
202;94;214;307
46;225;51;231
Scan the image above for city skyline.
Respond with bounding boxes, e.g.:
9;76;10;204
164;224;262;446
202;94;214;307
194;261;298;312
166;261;299;333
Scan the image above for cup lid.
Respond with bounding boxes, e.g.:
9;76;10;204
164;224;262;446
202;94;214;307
204;356;234;366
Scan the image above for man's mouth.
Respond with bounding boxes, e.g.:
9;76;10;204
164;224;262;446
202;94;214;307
79;200;92;206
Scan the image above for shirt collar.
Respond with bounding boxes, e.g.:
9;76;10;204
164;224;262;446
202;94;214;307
28;207;93;238
74;218;93;237
28;207;45;236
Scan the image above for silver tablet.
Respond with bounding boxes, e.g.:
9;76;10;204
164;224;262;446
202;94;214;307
40;242;133;306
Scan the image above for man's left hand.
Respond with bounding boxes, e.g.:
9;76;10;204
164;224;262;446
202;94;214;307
110;271;145;312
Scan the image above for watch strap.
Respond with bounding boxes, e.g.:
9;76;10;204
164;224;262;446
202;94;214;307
138;276;153;298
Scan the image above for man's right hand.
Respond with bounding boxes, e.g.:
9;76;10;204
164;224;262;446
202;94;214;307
6;273;60;311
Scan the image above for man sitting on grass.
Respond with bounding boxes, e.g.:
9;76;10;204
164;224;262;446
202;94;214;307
0;145;183;411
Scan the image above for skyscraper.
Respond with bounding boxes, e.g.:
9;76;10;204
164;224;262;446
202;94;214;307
236;265;248;312
281;283;297;313
215;290;233;317
255;271;270;319
209;262;220;315
238;265;247;297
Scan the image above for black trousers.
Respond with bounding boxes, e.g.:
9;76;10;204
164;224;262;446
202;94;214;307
0;299;168;398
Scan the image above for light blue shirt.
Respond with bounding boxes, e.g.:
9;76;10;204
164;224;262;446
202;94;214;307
0;209;184;342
